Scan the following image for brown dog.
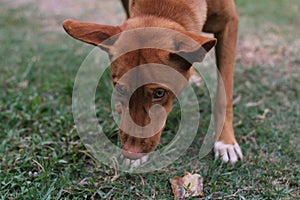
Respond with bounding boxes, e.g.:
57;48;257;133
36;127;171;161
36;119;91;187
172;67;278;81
63;0;243;164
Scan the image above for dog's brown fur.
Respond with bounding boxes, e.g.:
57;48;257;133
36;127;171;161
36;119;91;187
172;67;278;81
63;0;242;163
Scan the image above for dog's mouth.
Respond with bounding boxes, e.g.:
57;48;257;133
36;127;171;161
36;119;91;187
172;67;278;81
120;138;159;161
117;129;163;171
122;148;145;160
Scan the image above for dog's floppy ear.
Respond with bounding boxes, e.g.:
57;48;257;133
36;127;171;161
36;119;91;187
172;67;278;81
170;32;217;69
63;19;121;50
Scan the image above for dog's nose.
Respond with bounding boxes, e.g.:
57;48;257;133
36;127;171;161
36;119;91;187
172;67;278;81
122;147;143;160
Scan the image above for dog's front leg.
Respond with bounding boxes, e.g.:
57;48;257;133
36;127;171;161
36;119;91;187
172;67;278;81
213;13;243;164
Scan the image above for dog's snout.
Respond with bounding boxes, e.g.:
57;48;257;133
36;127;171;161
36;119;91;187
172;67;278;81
120;131;162;160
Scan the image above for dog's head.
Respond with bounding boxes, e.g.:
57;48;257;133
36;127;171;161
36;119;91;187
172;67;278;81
63;18;216;160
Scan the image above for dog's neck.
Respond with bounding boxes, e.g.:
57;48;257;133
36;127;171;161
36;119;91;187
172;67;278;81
128;0;207;33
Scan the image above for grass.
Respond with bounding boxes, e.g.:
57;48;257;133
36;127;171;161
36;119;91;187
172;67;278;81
0;0;299;199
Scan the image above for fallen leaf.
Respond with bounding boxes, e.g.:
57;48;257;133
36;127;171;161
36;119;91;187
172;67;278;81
170;172;203;199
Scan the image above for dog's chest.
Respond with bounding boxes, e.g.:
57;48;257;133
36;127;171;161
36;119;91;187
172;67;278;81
129;0;207;33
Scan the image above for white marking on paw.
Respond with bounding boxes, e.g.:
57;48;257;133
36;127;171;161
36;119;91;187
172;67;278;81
214;141;243;164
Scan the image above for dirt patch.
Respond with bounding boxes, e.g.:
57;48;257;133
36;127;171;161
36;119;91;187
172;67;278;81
4;0;126;31
237;35;284;66
236;32;300;68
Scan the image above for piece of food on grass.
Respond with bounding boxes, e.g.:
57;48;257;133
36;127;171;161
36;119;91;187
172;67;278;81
170;172;203;199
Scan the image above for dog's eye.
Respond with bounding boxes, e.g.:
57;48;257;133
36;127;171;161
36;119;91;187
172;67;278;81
153;88;166;100
116;85;128;96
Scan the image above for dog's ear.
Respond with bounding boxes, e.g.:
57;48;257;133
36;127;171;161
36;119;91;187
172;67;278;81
63;19;121;50
170;32;217;69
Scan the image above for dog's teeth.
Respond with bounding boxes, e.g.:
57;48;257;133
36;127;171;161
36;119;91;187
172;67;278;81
120;155;150;170
120;155;125;163
141;155;149;163
131;155;149;168
125;159;131;166
131;159;141;168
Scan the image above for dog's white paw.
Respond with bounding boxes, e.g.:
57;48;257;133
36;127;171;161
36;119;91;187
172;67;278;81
214;141;243;164
123;155;149;169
